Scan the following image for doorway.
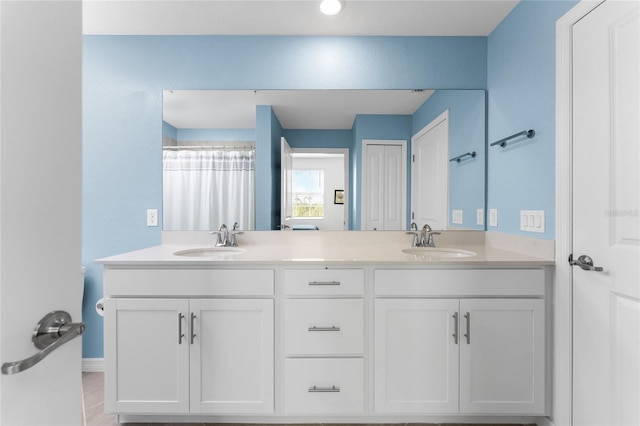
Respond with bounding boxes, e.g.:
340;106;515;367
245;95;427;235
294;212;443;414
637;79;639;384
287;148;349;231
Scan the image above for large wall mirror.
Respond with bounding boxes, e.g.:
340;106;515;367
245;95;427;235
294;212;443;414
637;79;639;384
162;90;486;232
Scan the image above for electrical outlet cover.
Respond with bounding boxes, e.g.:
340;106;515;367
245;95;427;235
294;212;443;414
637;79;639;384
489;209;498;227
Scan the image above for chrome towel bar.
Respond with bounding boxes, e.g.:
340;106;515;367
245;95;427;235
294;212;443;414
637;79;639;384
490;129;536;148
1;311;85;375
449;151;477;163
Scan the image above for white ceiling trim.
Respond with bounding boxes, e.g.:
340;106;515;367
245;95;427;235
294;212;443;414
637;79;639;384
83;0;519;36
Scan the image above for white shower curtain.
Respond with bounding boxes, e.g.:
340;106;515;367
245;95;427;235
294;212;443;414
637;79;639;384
163;149;255;231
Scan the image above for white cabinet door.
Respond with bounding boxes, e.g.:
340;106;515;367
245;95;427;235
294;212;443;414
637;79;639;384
459;298;545;414
190;299;274;414
104;298;190;414
374;298;459;413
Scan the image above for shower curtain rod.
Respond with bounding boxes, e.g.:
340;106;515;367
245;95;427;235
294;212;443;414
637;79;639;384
163;145;255;151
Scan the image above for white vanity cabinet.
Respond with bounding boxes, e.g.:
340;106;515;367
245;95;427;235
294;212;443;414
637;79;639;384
103;269;274;415
282;267;366;415
98;250;552;423
374;268;546;416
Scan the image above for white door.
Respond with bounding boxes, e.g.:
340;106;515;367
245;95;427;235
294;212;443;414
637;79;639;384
190;298;274;414
362;140;406;230
104;298;190;414
374;298;458;413
0;2;83;425
281;137;293;229
412;110;449;230
459;298;545;414
572;1;640;425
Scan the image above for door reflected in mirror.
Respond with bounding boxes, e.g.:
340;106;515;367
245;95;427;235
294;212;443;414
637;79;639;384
162;90;486;232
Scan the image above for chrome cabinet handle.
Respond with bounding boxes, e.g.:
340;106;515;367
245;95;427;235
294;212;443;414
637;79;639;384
569;254;604;272
308;281;341;286
452;312;459;344
308;385;340;393
463;312;471;344
190;313;197;344
1;311;85;375
178;313;185;344
308;326;340;332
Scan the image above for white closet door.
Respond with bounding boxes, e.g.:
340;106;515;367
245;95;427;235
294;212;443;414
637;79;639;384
364;144;386;230
412;110;449;230
362;140;406;230
384;144;404;229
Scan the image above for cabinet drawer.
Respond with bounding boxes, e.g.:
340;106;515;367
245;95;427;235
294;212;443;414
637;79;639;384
104;269;274;296
283;268;364;296
284;299;364;355
284;358;364;414
375;269;545;297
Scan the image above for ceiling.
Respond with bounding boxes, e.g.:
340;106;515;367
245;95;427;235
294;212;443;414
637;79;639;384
87;1;516;129
83;0;519;37
163;89;435;129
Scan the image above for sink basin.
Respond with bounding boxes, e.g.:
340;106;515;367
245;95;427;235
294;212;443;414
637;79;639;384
402;247;476;259
174;247;247;258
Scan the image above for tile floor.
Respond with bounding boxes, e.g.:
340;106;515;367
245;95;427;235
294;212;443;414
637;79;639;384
82;372;536;426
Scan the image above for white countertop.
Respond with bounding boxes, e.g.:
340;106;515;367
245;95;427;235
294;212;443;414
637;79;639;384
95;230;555;266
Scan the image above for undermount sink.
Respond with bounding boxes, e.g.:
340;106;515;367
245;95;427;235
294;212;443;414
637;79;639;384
402;247;477;259
173;247;247;258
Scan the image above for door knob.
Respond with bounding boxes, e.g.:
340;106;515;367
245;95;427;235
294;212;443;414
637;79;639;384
569;254;604;272
1;311;85;375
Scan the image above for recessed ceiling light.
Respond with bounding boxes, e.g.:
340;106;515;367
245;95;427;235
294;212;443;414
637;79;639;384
320;0;342;16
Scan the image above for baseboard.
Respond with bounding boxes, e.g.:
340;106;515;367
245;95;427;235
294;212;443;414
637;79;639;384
82;358;104;372
536;416;556;426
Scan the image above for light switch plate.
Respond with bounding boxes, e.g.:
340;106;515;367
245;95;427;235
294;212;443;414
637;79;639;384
520;210;545;233
476;208;484;226
452;210;463;224
489;209;498;227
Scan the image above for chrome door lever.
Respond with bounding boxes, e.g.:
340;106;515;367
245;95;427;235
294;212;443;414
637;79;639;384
1;311;85;375
569;254;604;272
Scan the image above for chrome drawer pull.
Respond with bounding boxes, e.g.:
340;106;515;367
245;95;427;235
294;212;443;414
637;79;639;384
463;312;471;344
308;385;341;393
190;313;197;345
178;313;185;344
452;312;459;345
308;326;341;332
308;281;341;286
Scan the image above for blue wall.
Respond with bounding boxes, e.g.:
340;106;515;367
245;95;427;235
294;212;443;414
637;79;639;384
83;35;486;357
283;129;353;150
412;90;486;230
175;128;255;141
351;114;413;229
486;0;578;238
83;0;576;359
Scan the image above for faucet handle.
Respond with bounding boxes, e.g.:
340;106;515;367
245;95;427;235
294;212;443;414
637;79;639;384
209;231;224;246
406;231;420;247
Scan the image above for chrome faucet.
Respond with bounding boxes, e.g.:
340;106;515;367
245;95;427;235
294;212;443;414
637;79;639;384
210;223;243;247
212;224;229;247
420;224;441;247
407;223;441;247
